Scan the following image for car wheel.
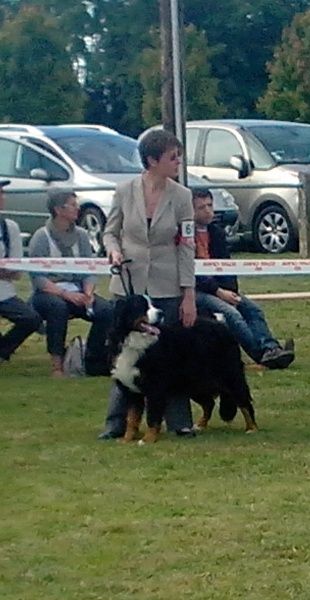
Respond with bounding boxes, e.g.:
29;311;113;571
253;205;295;254
79;206;106;256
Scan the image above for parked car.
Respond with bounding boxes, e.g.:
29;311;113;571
0;133;115;254
140;120;310;253
58;124;119;135
0;125;239;249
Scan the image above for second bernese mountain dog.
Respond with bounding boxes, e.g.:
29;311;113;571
109;294;258;443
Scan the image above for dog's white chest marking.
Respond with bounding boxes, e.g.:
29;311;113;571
112;332;158;393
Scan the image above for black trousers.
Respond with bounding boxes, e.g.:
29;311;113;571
32;291;114;357
0;296;41;360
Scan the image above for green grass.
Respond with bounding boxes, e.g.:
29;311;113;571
1;254;310;599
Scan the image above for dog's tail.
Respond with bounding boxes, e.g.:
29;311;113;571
219;393;238;422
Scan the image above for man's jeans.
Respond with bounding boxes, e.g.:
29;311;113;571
196;291;279;362
32;292;114;357
0;296;41;360
103;296;193;436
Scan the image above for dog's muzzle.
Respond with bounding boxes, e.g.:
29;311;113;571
147;306;164;325
142;295;164;326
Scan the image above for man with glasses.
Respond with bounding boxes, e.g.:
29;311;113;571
29;188;113;377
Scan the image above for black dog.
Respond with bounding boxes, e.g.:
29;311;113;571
110;294;258;443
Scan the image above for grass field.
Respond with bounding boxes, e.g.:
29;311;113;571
1;256;310;599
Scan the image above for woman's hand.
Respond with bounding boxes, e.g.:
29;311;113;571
110;250;123;266
180;288;197;327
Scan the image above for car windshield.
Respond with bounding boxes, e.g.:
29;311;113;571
242;129;275;169
247;124;310;164
52;133;143;173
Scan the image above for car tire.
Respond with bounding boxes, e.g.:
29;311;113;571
79;206;106;256
253;204;295;254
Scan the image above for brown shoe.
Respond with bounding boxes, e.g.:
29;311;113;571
51;355;64;378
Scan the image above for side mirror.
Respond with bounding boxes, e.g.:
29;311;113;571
30;168;49;180
30;167;69;182
230;155;250;179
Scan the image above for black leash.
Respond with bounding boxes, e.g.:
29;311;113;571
110;259;134;296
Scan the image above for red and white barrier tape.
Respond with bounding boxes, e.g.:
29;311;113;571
1;257;310;276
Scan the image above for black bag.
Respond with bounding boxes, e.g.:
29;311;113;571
84;337;111;376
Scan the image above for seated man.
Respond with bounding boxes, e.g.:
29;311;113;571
193;189;295;369
29;187;113;377
0;179;41;363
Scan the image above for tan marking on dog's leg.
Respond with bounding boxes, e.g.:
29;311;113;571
240;408;258;433
194;410;210;432
245;363;266;373
122;407;142;443
142;426;161;444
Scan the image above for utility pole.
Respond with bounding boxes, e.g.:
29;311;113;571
159;0;175;132
159;0;187;185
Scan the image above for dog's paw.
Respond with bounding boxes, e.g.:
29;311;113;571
193;424;206;433
137;439;145;447
117;436;133;444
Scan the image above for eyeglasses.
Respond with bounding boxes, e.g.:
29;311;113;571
63;202;79;210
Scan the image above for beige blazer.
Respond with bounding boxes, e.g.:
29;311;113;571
103;175;195;297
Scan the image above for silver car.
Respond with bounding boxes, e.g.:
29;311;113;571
0;125;239;251
0;132;115;253
141;120;310;253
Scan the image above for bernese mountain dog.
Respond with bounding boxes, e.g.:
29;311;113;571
109;294;258;443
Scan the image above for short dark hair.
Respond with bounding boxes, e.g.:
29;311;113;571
47;187;77;218
138;129;182;169
192;188;213;203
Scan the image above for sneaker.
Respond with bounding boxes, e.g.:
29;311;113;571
260;346;295;369
175;428;196;437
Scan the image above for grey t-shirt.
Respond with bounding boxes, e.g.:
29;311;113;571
28;225;96;291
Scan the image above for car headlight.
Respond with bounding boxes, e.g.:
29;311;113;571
218;188;238;208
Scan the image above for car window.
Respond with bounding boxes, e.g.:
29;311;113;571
247;124;310;164
243;130;275;169
16;145;69;180
186;128;200;165
0;138;18;175
203;130;243;167
26;137;65;162
0;137;69;180
40;155;69;180
52;133;142;174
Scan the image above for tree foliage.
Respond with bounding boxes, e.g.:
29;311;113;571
257;10;310;121
1;0;310;132
0;6;85;123
184;0;310;117
139;24;225;127
97;0;310;129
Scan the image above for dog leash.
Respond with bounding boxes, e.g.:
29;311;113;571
110;259;134;296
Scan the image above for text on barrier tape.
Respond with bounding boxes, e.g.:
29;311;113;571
2;257;310;276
